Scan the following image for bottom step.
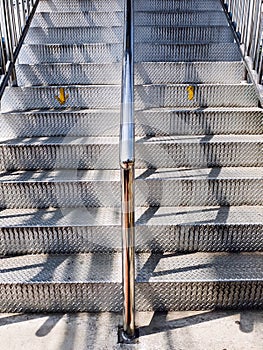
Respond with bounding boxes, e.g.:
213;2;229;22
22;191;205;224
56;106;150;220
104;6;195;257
0;252;262;312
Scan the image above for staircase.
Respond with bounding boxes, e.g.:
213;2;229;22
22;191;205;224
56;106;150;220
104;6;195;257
0;0;262;314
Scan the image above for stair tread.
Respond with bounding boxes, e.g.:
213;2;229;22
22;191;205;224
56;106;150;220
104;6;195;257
16;61;243;67
0;252;262;283
2;106;262;116
0;167;261;183
0;206;262;227
0;134;262;145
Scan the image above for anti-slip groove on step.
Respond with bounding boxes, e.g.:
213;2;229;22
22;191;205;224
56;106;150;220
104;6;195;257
25;26;233;45
16;62;244;86
18;43;240;64
0;206;262;255
25;26;124;45
18;43;123;64
0;252;262;312
36;0;223;13
32;11;125;28
16;63;122;86
0;167;261;208
1;84;257;112
0;135;261;170
1;108;261;138
31;11;228;28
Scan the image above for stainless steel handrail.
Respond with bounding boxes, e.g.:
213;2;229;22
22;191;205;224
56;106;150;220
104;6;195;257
221;0;263;103
0;0;39;99
120;0;135;342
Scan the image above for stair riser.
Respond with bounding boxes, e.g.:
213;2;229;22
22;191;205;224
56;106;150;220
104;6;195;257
16;63;122;86
18;43;240;64
137;141;261;168
16;62;243;86
32;11;227;28
1;110;261;138
0;143;261;170
0;282;262;312
25;26;233;45
1;85;257;112
1;224;262;255
18;44;123;64
37;0;223;13
0;179;261;208
136;282;263;311
134;85;258;108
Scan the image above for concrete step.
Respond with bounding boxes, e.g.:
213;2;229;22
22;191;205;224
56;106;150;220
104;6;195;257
1;107;261;138
18;43;241;64
0;135;261;170
0;252;262;312
31;10;228;28
25;26;234;45
0;206;262;254
36;0;223;13
0;167;261;208
16;62;244;86
1;84;257;112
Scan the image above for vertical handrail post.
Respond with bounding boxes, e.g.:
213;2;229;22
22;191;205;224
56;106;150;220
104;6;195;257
119;0;135;342
0;0;39;98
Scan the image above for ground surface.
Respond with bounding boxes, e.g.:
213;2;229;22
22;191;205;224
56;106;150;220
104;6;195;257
0;310;262;349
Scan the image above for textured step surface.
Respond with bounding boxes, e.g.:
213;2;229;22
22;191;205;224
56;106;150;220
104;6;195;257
1;84;257;112
16;62;244;86
16;63;122;86
1;107;261;138
0;135;261;170
0;206;262;254
0;167;261;208
18;43;241;64
0;252;262;312
31;10;228;28
36;0;223;13
25;25;234;45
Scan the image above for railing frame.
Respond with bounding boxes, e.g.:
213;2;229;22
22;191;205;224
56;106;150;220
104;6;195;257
0;0;39;99
119;0;136;343
221;0;263;104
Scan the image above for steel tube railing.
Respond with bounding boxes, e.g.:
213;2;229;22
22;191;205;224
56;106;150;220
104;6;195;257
119;0;135;342
0;0;39;99
221;0;263;101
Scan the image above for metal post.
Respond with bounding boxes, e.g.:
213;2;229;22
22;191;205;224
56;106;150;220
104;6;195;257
119;0;135;342
121;163;135;341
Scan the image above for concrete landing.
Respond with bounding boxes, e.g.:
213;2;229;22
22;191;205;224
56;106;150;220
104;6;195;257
0;311;262;349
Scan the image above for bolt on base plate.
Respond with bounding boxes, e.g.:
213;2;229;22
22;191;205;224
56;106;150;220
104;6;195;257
118;326;139;345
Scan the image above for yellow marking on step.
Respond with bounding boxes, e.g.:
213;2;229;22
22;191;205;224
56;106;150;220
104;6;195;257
55;88;69;105
187;85;195;100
